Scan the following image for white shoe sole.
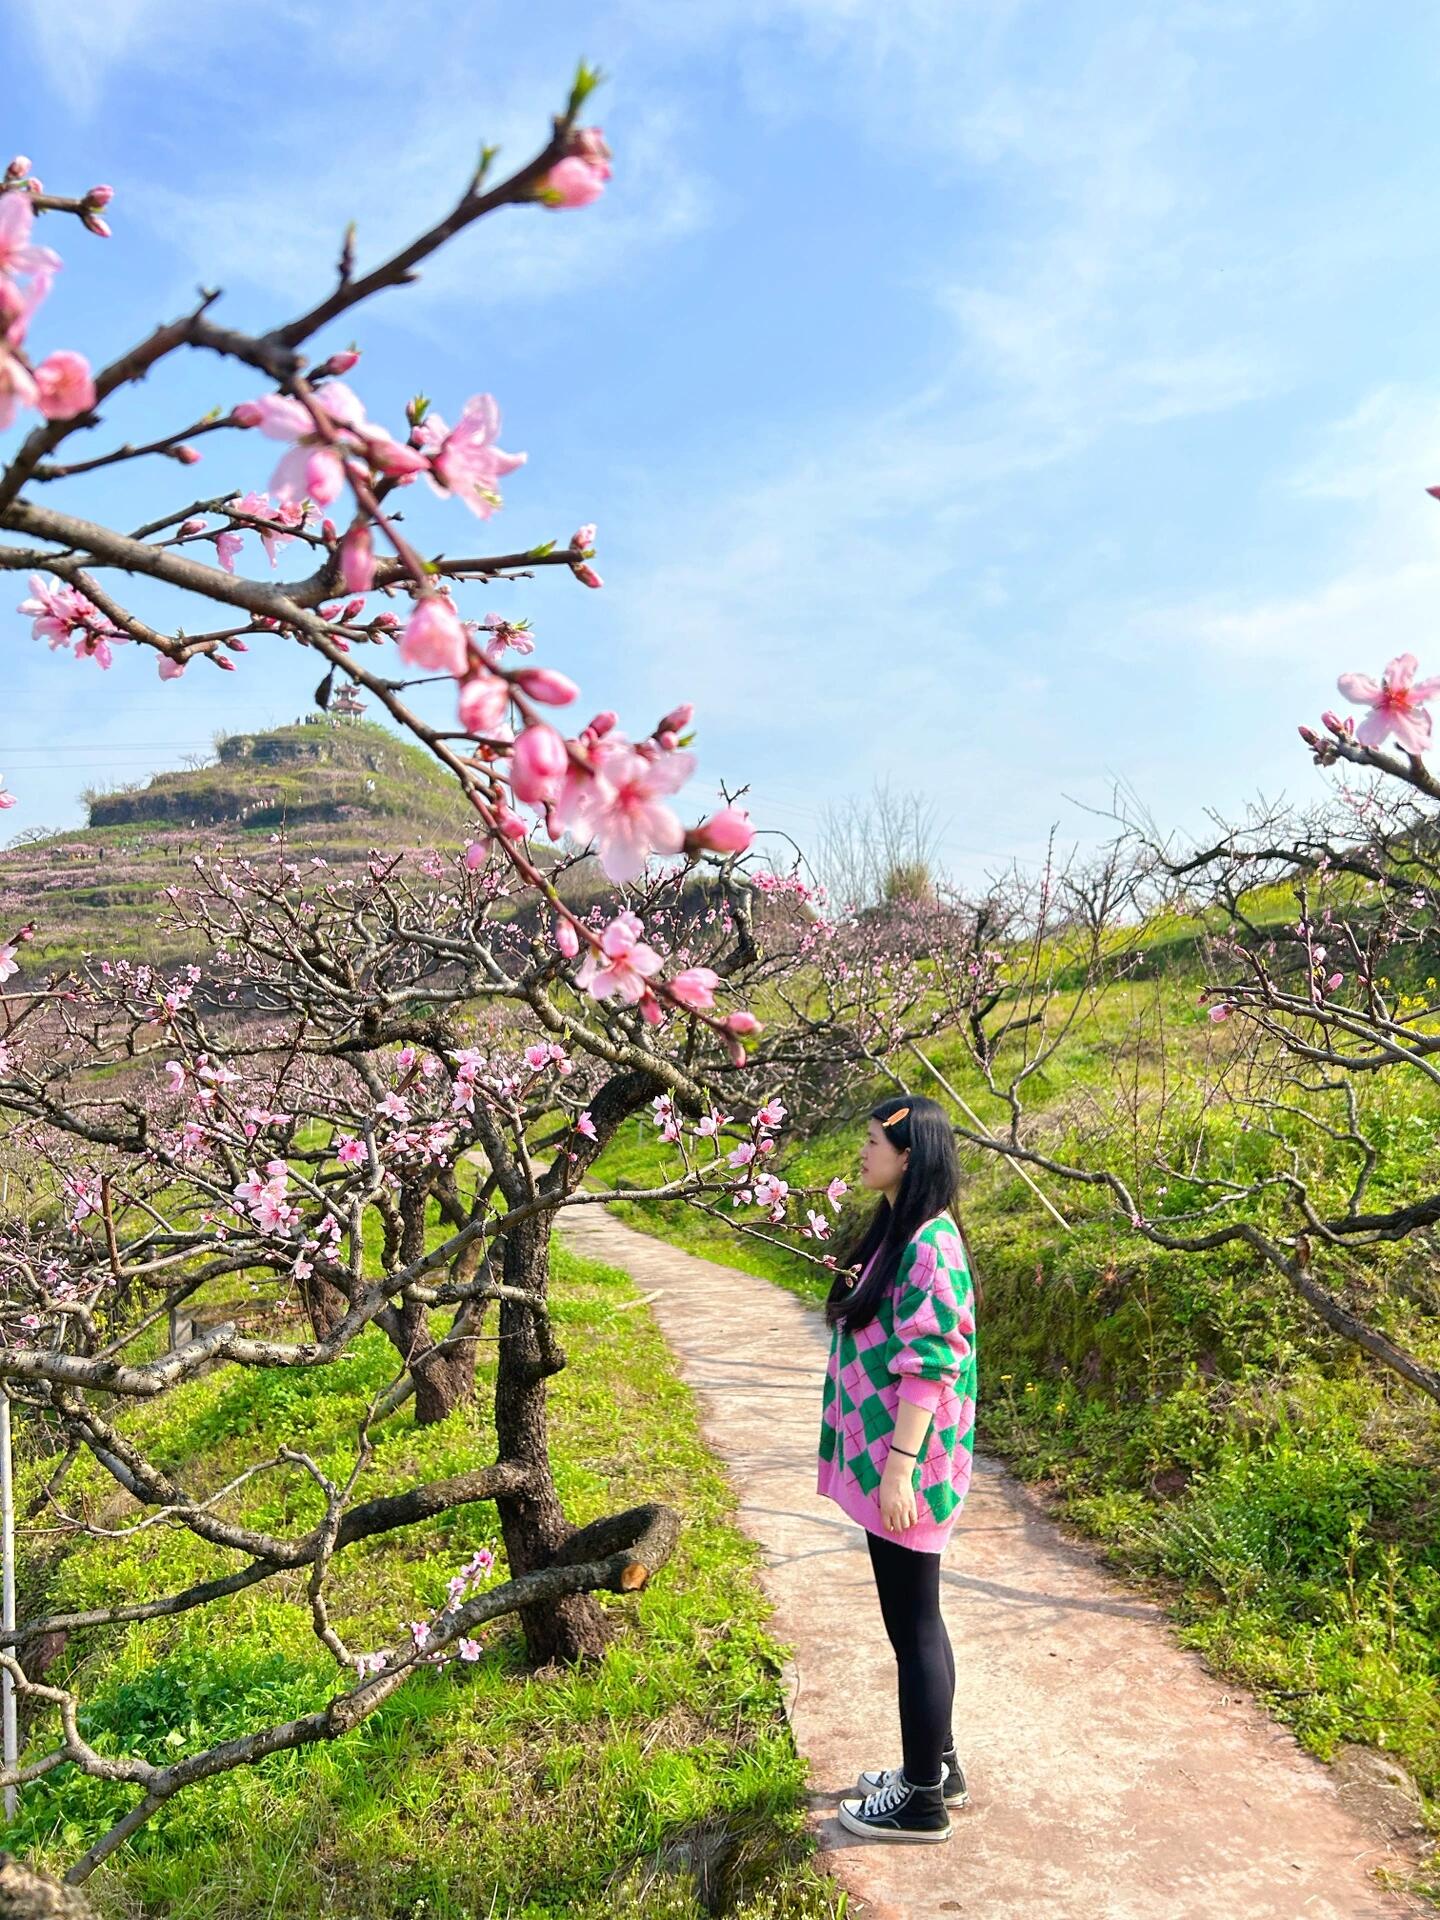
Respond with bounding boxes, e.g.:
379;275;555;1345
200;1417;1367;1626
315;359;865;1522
836;1799;952;1843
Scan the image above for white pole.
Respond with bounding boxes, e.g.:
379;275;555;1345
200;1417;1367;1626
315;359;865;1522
1;1388;16;1821
908;1042;1074;1234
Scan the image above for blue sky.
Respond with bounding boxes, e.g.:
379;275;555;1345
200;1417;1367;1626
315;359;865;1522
5;0;1440;885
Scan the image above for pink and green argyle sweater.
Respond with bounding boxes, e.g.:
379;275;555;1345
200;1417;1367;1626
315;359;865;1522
816;1212;978;1554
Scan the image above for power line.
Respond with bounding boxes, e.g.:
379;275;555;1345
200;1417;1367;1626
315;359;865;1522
0;743;214;753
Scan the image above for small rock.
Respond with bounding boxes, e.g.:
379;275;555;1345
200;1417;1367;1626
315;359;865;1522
1331;1743;1428;1839
0;1854;96;1918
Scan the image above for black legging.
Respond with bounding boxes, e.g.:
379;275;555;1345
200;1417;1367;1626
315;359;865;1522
865;1529;956;1788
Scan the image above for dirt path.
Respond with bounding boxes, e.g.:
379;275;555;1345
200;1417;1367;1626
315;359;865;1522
558;1206;1435;1920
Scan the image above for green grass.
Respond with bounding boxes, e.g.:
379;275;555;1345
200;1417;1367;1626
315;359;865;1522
8;1242;845;1920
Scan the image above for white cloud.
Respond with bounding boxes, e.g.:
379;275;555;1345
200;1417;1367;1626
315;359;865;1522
14;0;186;114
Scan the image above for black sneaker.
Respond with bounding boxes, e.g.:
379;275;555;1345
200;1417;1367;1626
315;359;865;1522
836;1773;952;1843
856;1753;969;1807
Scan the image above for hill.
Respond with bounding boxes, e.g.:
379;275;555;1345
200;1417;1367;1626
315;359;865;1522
0;716;479;967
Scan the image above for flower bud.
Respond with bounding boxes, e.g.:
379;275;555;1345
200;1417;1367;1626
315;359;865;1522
215;655;237;672
1297;725;1319;746
691;806;754;855
554;917;580;958
495;805;528;842
4;157;30;180
342;597;366;620
571;523;597;551
175;443;201;465
539;157;609;208
584;710;618;740
510;723;569;804
725;1011;762;1035
178;517;206;535
85;184;114;208
568;127;612;166
658;702;694;738
339;524;375;594
573;563;603;589
513;666;579;706
639;992;666;1026
232;401;263;428
81;210;111;238
322;348;360;375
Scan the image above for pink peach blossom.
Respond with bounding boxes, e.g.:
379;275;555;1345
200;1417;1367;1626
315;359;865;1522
1337;653;1440;755
400;596;470;678
575;1111;598;1140
669;966;719;1011
415;393;525;519
554;917;580;958
228;492;307;566
19;574;84;648
32;349;95;420
575;910;664;1004
0;776;14;810
234;382;374;506
559;741;696;885
0;189;60;282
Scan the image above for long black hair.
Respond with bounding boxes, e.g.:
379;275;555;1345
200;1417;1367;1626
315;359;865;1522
824;1093;977;1332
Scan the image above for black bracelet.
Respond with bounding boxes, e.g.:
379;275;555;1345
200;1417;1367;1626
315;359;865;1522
889;1444;918;1458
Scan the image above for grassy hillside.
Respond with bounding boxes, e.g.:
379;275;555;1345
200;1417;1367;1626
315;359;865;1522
0;717;711;973
1;719;479;968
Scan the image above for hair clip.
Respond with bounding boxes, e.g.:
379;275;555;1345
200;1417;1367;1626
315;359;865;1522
881;1106;910;1127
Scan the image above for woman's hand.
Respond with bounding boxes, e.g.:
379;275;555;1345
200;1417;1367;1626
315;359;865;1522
879;1450;918;1533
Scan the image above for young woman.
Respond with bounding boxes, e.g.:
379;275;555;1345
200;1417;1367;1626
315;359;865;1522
815;1093;980;1844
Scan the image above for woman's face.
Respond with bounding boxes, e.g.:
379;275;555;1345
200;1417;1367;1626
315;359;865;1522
859;1115;909;1193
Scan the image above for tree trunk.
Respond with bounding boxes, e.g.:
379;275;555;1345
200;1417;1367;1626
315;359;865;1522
492;1211;611;1665
397;1299;477;1425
